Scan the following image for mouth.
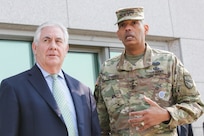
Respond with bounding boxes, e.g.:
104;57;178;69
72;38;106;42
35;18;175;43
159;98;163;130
48;54;58;57
125;33;135;40
125;35;134;40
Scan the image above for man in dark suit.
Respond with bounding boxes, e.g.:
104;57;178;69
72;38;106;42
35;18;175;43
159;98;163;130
177;124;194;136
0;22;101;136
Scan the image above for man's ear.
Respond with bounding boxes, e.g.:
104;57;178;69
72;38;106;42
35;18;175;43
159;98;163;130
144;24;149;35
66;44;69;52
116;30;122;41
32;42;37;55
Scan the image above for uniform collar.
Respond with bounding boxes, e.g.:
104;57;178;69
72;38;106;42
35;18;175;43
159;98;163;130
117;43;152;71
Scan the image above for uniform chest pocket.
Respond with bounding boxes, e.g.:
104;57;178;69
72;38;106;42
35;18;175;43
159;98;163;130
140;70;173;107
101;76;130;115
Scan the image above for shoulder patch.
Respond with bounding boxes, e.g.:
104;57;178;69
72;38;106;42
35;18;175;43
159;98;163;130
183;75;194;89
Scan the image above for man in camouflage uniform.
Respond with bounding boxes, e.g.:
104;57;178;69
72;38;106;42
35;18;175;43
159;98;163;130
94;7;204;136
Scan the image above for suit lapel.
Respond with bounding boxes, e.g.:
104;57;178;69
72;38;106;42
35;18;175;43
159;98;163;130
64;73;85;134
28;65;63;120
28;66;86;133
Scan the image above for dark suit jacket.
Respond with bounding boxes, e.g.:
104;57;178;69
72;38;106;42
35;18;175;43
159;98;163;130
0;65;101;136
177;124;194;136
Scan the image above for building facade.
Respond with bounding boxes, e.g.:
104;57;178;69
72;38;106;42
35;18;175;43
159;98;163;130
0;0;204;135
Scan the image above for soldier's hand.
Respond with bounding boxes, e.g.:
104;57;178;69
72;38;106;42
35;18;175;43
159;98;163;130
128;96;170;132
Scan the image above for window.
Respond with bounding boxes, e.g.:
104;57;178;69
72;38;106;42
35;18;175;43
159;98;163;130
0;40;100;92
110;48;123;58
0;40;32;82
62;51;99;92
109;40;173;59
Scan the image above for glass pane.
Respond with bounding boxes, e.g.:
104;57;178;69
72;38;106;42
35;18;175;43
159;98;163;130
110;51;122;58
62;52;98;92
0;40;32;82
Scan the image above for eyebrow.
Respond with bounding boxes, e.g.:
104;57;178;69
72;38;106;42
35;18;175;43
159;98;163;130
43;36;51;39
42;36;64;41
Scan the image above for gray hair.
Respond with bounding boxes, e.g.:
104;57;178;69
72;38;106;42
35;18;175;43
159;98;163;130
33;21;69;45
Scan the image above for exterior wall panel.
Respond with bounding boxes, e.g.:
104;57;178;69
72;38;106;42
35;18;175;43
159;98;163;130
0;0;68;27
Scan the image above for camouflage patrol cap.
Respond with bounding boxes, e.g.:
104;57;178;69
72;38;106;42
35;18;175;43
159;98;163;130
115;7;144;24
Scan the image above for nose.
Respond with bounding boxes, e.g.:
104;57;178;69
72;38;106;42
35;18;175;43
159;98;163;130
125;25;132;32
49;40;57;50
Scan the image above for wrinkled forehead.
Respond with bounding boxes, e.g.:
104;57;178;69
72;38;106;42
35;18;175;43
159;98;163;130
40;26;64;40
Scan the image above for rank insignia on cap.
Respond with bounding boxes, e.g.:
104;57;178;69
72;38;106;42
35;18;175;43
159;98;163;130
115;7;144;24
184;75;194;89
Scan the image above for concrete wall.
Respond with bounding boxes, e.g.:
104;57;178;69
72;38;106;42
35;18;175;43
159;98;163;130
0;0;204;135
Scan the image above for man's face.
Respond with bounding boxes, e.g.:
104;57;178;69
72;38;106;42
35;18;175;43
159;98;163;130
117;20;148;48
32;26;69;72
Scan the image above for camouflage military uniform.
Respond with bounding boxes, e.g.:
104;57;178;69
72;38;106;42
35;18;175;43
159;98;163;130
94;43;204;136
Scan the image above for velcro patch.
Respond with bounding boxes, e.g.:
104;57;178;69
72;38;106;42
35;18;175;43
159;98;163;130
183;75;194;89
